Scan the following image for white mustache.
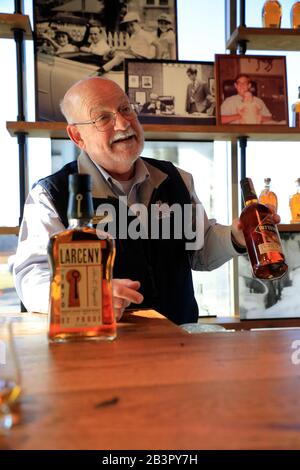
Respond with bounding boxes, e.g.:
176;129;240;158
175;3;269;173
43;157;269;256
110;129;136;144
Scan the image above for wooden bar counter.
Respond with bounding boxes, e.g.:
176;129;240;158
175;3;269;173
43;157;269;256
1;310;300;450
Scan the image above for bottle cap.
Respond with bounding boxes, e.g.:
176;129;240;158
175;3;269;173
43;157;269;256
68;174;92;193
264;177;271;184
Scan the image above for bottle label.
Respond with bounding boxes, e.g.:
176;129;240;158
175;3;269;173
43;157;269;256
59;242;102;328
254;221;283;256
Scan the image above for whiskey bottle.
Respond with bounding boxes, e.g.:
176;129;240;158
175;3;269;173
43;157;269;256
262;0;282;28
289;178;300;223
291;1;300;28
292;86;300;127
240;178;288;280
48;174;116;342
258;177;278;213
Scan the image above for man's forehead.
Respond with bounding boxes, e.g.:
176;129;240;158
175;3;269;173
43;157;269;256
236;77;249;84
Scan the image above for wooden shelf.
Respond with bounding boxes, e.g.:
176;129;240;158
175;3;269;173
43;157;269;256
0;226;19;235
0;13;32;40
227;26;300;52
279;224;300;232
6;120;300;142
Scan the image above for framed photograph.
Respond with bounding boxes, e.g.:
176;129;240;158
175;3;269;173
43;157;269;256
215;54;289;125
125;59;216;125
239;228;300;319
142;75;153;88
33;0;178;121
135;91;146;106
129;74;139;88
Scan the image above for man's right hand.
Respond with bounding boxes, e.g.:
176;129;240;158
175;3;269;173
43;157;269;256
112;278;144;321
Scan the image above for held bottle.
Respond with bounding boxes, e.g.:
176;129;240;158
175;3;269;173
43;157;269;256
262;0;282;28
240;178;288;280
258;177;278;213
291;1;300;28
289;178;300;223
48;173;116;342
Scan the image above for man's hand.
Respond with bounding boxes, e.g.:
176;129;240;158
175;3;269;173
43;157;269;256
231;210;281;249
112;278;144;321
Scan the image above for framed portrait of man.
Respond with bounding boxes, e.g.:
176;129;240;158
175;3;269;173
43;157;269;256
33;0;178;121
215;54;289;126
125;59;216;125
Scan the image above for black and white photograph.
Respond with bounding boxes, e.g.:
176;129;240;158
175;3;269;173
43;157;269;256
33;0;178;121
215;54;289;126
125;59;216;124
141;75;152;88
128;74;139;88
239;230;300;319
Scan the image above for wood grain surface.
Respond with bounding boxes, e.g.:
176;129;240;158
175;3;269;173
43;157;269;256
1;310;300;450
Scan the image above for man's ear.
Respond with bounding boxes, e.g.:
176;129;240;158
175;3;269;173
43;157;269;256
67;124;85;149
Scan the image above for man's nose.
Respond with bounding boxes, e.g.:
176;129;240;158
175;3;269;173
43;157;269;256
114;112;130;130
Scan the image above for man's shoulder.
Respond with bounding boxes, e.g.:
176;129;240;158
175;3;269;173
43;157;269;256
33;160;78;191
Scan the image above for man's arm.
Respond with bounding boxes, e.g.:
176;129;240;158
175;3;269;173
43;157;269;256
177;169;246;271
13;184;65;313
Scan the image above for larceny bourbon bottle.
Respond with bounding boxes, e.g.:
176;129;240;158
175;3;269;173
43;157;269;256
240;178;288;280
48;174;116;342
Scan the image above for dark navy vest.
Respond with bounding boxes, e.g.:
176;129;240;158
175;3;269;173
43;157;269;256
37;157;199;325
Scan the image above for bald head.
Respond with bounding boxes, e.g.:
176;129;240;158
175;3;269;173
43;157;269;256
60;77;125;123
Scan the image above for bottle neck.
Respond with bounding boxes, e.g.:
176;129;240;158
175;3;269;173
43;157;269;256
68;218;93;229
245;197;258;207
67;190;94;225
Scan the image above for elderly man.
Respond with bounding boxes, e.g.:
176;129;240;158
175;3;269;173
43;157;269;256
14;77;250;324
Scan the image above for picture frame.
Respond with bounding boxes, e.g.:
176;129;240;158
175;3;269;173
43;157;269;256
129;74;139;88
125;59;216;125
33;0;178;121
215;54;289;126
142;75;153;88
239;228;300;320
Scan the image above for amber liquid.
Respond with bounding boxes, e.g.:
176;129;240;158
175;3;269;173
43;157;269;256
291;2;300;28
240;200;288;280
48;226;116;342
0;379;21;407
262;0;282;27
290;189;300;223
258;189;278;213
292;101;300;127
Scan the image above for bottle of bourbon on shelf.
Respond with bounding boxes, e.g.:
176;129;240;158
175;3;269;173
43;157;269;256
240;178;288;280
292;86;300;127
262;0;282;28
289;178;300;223
258;177;278;213
291;1;300;28
48;174;116;342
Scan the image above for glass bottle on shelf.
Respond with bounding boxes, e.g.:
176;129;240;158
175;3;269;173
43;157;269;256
240;177;288;280
258;177;278;213
262;0;282;28
291;1;300;28
289;178;300;223
292;86;300;127
48;174;116;342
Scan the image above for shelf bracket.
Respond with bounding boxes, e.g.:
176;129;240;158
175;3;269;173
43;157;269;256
237;39;248;55
238;135;248;180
